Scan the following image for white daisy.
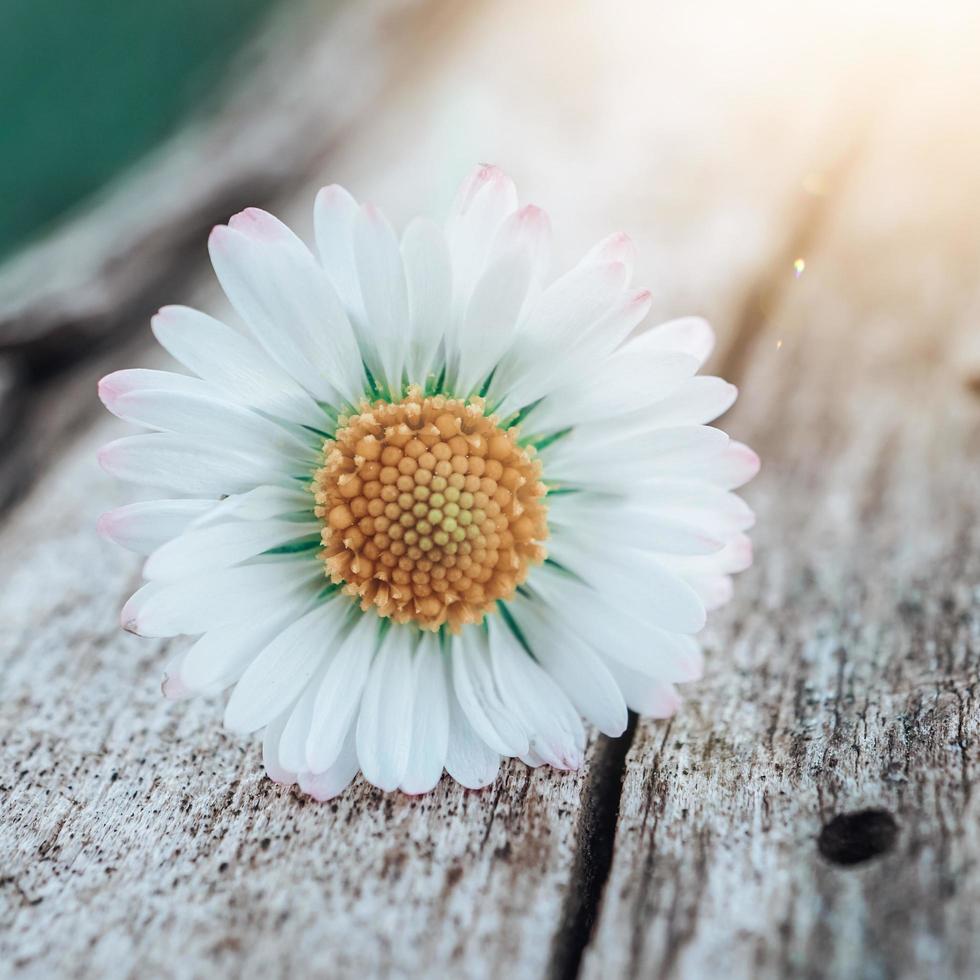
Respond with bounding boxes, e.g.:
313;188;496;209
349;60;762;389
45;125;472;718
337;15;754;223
97;165;758;799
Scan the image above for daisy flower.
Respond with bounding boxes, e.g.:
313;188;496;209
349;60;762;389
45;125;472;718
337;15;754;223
97;165;758;799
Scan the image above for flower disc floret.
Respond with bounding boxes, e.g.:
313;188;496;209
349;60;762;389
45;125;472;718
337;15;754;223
313;388;548;631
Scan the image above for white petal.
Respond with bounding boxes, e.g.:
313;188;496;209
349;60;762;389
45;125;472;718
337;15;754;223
144;519;320;582
400;634;450;794
209;211;364;404
209;224;331;401
355;629;416;791
580;231;636;283
97;499;213;554
298;724;360;801
544;425;730;489
606;481;756;538
279;656;331;775
547;531;706;634
444;684;501;790
160;645;195;700
263;711;296;785
446;165;519;314
180;610;297;693
353;204;411;396
520;747;548;768
547;494;725;555
98;368;207;401
489;204;552;286
493;260;628;403
494;284;647;416
454;245;532;397
193;485;313;526
314;184;362;314
509;597;628;736
151;305;324;427
402;216;452;385
685;574;734;610
101;388;316;465
526;350;698;434
719;532;754;573
553;286;652;382
451;628;528;756
98;434;286;495
639;377;738;428
603;658;683;718
486;618;584;770
635;316;716;366
305;612;379;773
657;533;754;577
225;600;346;734
121;560;321;637
684;440;760;489
529;564;705;680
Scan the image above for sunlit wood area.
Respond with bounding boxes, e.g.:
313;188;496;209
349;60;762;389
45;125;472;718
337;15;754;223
2;0;979;976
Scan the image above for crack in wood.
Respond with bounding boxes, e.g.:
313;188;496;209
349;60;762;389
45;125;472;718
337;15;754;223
547;713;638;980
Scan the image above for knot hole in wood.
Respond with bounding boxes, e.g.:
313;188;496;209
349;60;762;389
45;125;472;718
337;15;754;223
817;809;899;867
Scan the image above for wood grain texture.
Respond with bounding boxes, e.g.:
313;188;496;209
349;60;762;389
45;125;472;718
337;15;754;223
583;47;980;980
2;3;978;978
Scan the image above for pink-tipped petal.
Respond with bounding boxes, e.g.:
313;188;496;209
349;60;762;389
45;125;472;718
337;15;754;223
97;372;131;408
626;288;653;320
316;183;355;209
682;318;716;363
361;202;383;224
677;645;706;683
723;533;754;573
494;203;552;255
728;442;761;488
513;203;549;229
264;761;297;786
149;305;191;338
313;184;359;253
651;685;683;719
207;222;232;252
227;207;290;242
641;316;716;365
118;581;161;635
153;304;180;322
452;163;509;215
598;259;628;287
161;671;192;701
95;511;114;541
585;231;636;277
96;443;116;474
696;574;735;611
119;599;141;633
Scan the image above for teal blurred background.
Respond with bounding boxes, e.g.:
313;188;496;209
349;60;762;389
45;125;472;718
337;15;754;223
0;0;274;263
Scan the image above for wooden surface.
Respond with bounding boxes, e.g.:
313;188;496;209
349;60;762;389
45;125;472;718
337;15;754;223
2;3;979;978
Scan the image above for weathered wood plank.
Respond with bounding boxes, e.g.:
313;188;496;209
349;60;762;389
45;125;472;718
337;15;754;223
0;3;909;976
583;40;980;980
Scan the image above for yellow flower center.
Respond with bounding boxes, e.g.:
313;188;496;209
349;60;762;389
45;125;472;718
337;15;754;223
312;388;548;631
